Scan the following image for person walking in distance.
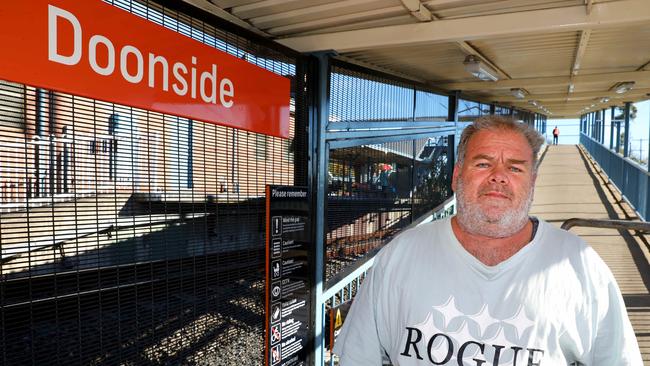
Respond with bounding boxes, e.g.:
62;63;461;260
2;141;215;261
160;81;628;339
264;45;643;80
552;125;559;145
333;116;642;365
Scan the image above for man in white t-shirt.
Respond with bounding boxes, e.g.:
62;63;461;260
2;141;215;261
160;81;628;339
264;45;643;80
333;116;643;365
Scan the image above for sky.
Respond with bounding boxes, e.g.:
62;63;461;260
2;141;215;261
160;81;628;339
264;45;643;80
548;99;650;164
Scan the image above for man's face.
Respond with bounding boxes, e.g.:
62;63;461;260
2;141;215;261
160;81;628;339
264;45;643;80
452;129;536;237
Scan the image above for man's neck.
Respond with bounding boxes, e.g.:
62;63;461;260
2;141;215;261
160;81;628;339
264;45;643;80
450;217;534;266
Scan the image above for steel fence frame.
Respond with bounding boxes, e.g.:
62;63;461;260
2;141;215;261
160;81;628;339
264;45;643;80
309;55;466;365
0;2;554;365
580;133;650;220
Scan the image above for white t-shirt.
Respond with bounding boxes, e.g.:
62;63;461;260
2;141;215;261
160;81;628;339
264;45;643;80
333;217;642;365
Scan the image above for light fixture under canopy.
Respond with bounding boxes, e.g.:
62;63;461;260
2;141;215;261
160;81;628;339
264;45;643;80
510;88;527;99
612;81;635;94
463;55;499;81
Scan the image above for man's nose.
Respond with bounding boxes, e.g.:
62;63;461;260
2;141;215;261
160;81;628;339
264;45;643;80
488;166;509;185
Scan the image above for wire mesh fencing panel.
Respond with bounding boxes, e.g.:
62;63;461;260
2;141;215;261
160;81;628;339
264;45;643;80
0;1;306;365
412;136;453;219
458;99;491;122
329;64;415;123
324;61;453;282
325;137;452;281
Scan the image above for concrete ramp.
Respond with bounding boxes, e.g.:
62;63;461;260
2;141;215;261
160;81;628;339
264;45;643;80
531;144;650;363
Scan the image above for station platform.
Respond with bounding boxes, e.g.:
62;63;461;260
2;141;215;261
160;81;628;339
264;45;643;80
531;144;650;362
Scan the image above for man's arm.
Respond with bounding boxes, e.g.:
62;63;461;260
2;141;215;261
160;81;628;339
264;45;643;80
332;265;386;365
591;275;643;365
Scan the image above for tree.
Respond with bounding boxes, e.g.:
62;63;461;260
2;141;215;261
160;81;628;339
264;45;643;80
614;104;637;120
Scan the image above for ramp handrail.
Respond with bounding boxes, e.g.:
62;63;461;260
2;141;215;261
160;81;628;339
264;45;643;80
561;218;650;232
323;196;456;301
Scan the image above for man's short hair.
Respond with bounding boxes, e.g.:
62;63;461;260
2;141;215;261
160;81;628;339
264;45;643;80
456;115;545;171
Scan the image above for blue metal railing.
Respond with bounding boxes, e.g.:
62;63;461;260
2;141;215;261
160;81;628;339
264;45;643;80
580;133;650;220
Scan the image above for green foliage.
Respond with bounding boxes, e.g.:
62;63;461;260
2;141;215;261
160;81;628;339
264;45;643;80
614;104;638;120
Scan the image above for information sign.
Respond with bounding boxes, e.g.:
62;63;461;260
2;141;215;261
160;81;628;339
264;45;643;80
265;186;311;366
326;302;352;351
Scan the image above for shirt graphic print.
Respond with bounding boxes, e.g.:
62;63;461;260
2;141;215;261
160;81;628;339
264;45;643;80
399;296;544;365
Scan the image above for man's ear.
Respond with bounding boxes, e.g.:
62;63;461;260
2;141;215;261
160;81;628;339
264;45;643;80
451;163;460;192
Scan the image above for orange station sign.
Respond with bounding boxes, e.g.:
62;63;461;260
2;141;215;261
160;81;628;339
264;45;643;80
0;0;290;138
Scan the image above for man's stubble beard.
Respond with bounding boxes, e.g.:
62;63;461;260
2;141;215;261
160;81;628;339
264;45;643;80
455;176;534;238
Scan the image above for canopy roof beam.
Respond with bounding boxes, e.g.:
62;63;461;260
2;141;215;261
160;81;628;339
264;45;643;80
572;30;591;76
278;0;650;53
436;70;650;91
494;89;650;103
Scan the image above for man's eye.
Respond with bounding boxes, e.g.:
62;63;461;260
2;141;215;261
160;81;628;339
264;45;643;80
476;163;489;168
510;166;523;172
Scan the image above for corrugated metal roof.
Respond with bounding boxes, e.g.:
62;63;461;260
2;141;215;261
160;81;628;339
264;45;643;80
187;0;650;117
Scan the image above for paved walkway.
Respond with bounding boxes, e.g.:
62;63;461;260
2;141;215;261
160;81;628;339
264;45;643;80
531;144;650;363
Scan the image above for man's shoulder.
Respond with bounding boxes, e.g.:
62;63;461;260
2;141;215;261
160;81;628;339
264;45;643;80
375;218;450;261
367;218;450;282
390;217;449;245
537;218;588;249
536;218;610;271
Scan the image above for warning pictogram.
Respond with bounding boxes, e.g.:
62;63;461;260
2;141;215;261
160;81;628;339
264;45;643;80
271;238;282;258
335;309;343;329
272;216;282;236
271;303;282;324
272;260;281;280
270;324;282;345
271;345;281;365
271;282;282;301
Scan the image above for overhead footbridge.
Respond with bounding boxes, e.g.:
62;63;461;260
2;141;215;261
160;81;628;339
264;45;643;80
532;144;650;364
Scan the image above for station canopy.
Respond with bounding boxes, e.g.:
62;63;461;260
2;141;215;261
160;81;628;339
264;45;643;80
182;0;650;118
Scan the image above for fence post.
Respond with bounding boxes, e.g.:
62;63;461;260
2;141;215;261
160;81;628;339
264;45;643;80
448;91;459;158
447;134;456;178
600;109;603;144
597;110;602;143
646;173;650;220
309;52;332;366
610;107;615;150
592;112;596;140
448;91;459;123
623;102;631;158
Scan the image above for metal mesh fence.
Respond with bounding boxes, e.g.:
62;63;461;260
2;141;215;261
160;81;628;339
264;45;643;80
458;98;492;122
329;61;450;123
325;61;453;282
0;1;305;365
414;90;449;121
495;105;512;116
329;65;414;122
325;138;452;281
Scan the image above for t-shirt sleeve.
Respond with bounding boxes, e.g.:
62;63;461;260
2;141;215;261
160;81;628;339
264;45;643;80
591;269;643;365
332;264;386;365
